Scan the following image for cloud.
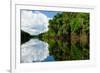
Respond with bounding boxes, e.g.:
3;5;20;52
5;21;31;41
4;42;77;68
21;39;49;63
48;17;53;20
21;10;49;35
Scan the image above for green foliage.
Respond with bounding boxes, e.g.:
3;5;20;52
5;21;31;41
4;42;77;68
36;12;89;61
45;12;89;37
70;44;82;60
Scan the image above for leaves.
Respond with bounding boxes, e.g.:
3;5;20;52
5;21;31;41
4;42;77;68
36;12;90;60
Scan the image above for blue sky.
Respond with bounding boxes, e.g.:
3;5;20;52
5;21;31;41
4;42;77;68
32;10;60;18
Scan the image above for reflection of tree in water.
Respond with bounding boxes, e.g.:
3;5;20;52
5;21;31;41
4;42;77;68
21;30;31;44
51;40;70;60
41;35;89;61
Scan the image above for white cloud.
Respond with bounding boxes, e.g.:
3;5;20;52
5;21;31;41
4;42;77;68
21;39;49;63
21;10;49;35
48;17;53;20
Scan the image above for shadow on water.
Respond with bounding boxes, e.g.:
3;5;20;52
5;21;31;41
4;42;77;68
21;30;31;44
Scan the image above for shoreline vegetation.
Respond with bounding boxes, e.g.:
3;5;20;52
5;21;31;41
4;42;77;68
21;12;89;61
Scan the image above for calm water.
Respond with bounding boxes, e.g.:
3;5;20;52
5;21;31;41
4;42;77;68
21;37;89;63
21;39;55;63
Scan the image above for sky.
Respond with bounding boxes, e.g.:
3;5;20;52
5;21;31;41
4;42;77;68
21;10;61;35
32;10;59;19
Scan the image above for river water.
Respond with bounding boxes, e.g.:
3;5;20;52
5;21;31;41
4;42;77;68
21;39;55;63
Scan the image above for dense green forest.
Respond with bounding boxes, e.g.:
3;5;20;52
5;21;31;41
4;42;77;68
38;12;90;60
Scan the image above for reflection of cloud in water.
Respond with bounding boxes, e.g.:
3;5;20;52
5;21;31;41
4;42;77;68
21;39;49;63
21;10;49;35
